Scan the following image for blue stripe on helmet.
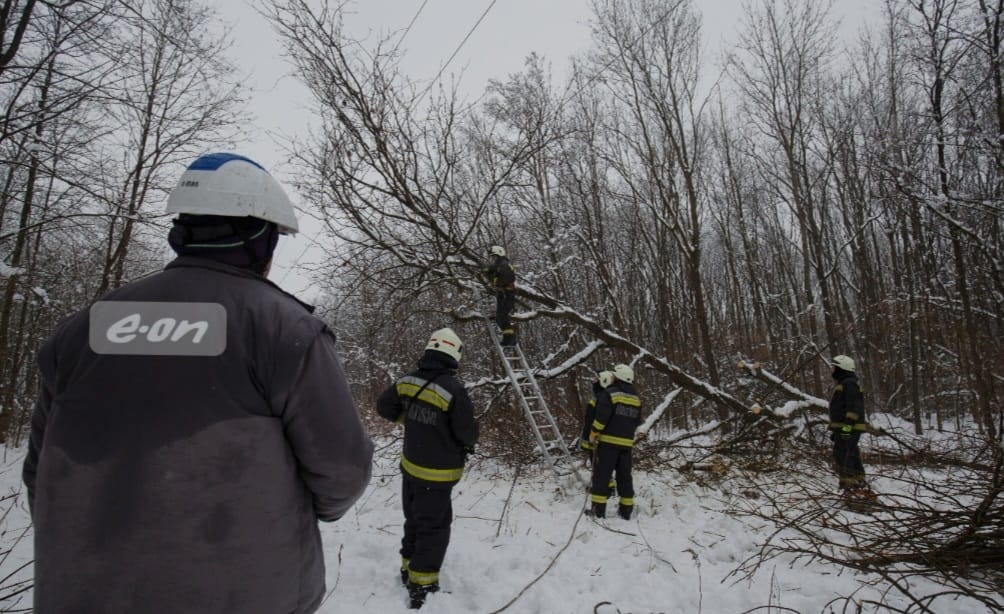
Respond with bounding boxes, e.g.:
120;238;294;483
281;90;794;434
187;152;265;172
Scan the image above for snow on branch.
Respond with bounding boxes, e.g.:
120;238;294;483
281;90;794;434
515;278;752;415
736;359;827;416
639;387;682;434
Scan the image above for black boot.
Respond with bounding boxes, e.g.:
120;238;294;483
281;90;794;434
618;504;632;520
400;567;408;586
407;582;439;609
588;502;606;518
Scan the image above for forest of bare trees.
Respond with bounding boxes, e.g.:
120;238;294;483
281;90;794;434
260;0;1001;438
264;0;1003;607
0;0;246;442
1;0;1002;610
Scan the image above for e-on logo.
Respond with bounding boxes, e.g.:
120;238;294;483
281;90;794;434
89;301;227;356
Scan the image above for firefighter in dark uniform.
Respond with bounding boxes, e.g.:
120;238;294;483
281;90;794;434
828;355;874;501
588;364;642;520
580;370;618;497
377;328;478;609
579;370;614;456
482;245;517;345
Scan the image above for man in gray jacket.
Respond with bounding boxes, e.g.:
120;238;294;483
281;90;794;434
22;153;374;613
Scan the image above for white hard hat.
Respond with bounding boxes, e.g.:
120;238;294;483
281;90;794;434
613;363;634;383
426;327;463;362
598;370;614;388
166;153;299;234
831;355;856;372
490;245;506;257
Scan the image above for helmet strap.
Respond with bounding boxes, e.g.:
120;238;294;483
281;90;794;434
232;220;277;275
169;215;278;275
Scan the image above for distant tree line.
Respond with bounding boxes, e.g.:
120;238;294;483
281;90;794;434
268;0;1001;448
1;0;1001;452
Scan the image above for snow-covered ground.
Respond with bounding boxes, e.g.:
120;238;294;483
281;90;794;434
0;432;991;614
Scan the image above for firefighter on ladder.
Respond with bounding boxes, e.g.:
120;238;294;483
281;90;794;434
481;245;516;346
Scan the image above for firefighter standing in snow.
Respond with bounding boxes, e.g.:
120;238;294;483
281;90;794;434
588;364;643;520
377;328;479;609
482;245;517;345
579;371;614;456
828;355;871;492
22;153;374;614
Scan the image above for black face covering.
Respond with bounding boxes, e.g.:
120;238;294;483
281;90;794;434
168;214;279;275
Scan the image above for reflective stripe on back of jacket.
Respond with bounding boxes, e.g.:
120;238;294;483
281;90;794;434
377;352;478;485
592;381;642;447
829;374;868;432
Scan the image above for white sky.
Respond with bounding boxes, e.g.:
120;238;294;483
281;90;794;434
215;0;875;302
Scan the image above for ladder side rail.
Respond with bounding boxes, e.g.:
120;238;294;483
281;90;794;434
485;322;555;464
480;300;583;485
510;345;588;488
511;342;576;461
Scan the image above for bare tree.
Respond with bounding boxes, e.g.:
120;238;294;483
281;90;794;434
727;0;845;397
0;0;249;441
93;0;246;295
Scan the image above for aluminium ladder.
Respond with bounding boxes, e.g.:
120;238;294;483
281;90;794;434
483;315;589;490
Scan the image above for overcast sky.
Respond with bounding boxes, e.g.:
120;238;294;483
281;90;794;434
214;0;874;300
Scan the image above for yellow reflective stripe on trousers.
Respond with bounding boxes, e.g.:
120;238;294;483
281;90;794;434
591;493;608;503
829;422;869;431
597;433;634;447
408;569;439;586
620;497;634;506
401;456;463;482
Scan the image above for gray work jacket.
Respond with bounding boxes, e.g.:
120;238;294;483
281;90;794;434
22;257;373;614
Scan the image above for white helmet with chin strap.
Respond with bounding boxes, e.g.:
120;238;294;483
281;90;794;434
613;363;634;383
831;355;856;372
490;245;506;257
166;153;299;234
426;327;463;362
598;370;614;388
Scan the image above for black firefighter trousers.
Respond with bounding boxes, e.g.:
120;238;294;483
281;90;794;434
591;443;634;506
401;475;454;582
832;432;866;489
495;289;515;333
